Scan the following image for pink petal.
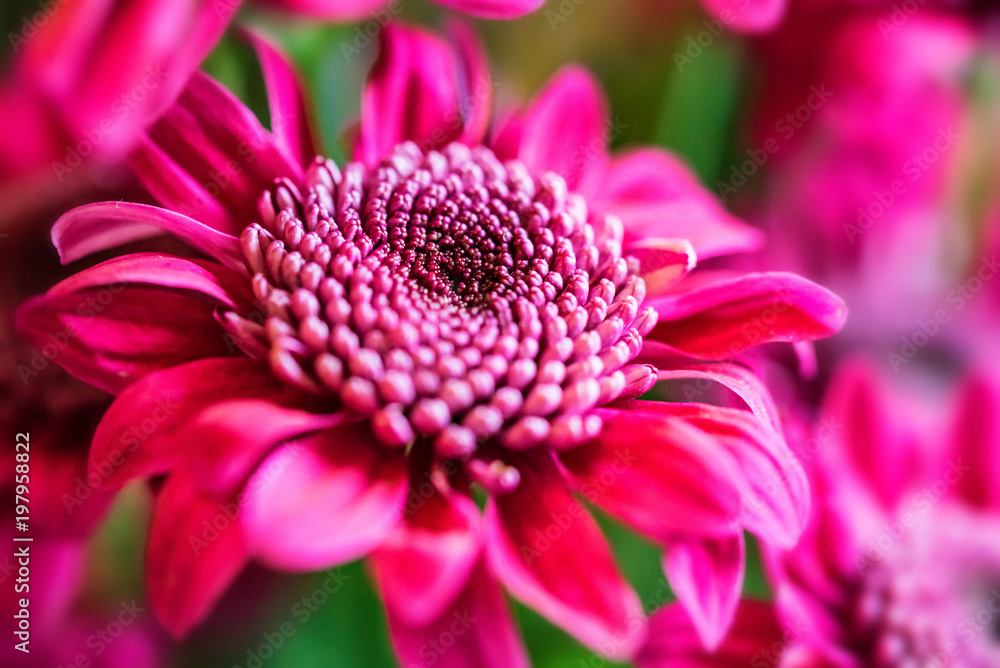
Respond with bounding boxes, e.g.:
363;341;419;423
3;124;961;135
700;0;786;33
46;253;253;312
646;362;783;432
357;24;465;165
600;149;764;261
951;372;1000;510
626;237;697;287
483;455;645;659
663;534;745;651
615;401;809;548
636;599;784;667
186;400;345;495
129;72;302;237
52;202;243;271
146;474;249;637
647;272;848;360
254;0;389;20
243;29;317;169
449;20;493;146
15;287;236;395
88;358;284;488
241;425;409;570
433;0;544;19
371;490;482;626
560;409;747;543
503;66;610;194
387;559;529;668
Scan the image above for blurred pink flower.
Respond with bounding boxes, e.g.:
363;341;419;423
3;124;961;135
637;359;1000;667
257;0;543;19
16;24;845;665
748;9;978;351
0;0;237;224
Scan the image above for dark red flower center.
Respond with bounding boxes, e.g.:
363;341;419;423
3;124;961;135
230;142;657;472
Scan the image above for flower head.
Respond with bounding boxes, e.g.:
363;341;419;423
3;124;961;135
17;23;845;665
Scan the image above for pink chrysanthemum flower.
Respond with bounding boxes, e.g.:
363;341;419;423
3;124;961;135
17;24;845;665
638;360;1000;668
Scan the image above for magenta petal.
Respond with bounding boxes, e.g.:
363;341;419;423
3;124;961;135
510;66;610;194
241;425;409;570
387;559;530;668
88;358;284;489
483;456;645;659
47;253;253;311
187;400;344;495
700;0;786;33
357;24;464;165
636;600;783;667
951;373;1000;510
254;0;389;20
560;409;746;542
647;362;783;432
450;20;493;146
243;29;317;170
648;272;848;360
617;401;809;548
371;491;482;627
600;149;764;261
147;474;249;637
433;0;543;18
130;72;302;237
663;534;745;651
15;287;236;395
52;202;243;271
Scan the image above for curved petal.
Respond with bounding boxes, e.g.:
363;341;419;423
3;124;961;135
129;72;302;237
52;202;243;271
433;0;543;19
146;474;249;637
600;149;764;260
663;534;745;651
243;29;317;170
615;401;809;548
88;358;285;489
648;272;848;360
253;0;390;20
46;253;253;311
500;66;610;195
187;400;345;495
241;424;409;570
636;599;784;667
371;490;482;627
15;287;235;395
357;24;465;165
387;559;529;668
559;409;747;543
449;19;493;147
483;455;645;659
700;0;786;33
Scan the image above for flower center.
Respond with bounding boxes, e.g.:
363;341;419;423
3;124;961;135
230;142;657;465
850;504;1000;667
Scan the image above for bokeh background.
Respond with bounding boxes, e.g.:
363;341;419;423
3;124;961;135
2;0;999;666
